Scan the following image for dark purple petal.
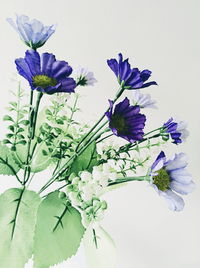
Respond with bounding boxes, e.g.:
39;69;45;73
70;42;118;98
43;83;62;94
40;52;56;75
25;50;41;76
105;100;114;119
107;59;119;77
119;60;131;81
59;77;76;93
51;60;72;79
151;151;166;171
141;81;158;88
140;69;151;82
114;97;130;114
15;58;33;83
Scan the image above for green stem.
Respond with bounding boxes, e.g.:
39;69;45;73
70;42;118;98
38;126;109;194
143;127;163;137
108;176;150;186
66;94;79;131
23;91;43;184
75;86;125;152
31;92;43;139
39;87;125;194
96;133;113;144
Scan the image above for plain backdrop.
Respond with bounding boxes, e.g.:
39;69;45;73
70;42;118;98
0;0;200;268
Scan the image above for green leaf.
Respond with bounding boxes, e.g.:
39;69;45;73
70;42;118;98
20;120;29;126
83;225;117;268
0;188;41;268
33;191;85;268
30;142;52;173
0;144;20;175
67;142;98;176
3;115;14;122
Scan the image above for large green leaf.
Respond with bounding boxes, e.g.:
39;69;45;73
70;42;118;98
67;142;98;176
14;141;51;173
0;188;41;268
0;144;20;175
33;191;85;268
83;225;117;268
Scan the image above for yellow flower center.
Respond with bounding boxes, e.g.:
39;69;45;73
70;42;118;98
33;75;57;88
153;168;170;191
110;114;127;133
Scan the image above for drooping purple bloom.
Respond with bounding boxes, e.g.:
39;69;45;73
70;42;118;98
107;53;157;89
162;118;189;144
15;50;76;94
105;97;146;143
7;15;56;50
150;151;194;211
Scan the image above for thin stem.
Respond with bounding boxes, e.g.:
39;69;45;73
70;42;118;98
38;126;109;194
96;133;113;144
31;92;43;139
75;86;125;152
39;86;125;194
108;176;150;186
143;127;163;137
23;91;43;184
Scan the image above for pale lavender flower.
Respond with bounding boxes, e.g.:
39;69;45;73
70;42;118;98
76;67;97;86
150;151;194;211
132;89;157;109
7;14;56;49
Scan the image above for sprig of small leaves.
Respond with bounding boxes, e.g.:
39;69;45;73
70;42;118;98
3;84;29;151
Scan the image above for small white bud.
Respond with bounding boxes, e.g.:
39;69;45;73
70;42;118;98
72;177;80;185
80;171;92;182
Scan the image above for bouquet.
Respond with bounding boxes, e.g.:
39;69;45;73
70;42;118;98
0;15;194;268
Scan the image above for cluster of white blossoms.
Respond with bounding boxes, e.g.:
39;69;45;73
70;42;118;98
97;140;120;160
66;164;118;227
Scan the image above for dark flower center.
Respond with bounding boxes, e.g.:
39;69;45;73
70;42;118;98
33;75;57;88
153;168;170;192
77;76;87;86
110;114;127;133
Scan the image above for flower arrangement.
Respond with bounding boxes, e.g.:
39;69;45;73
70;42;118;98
0;14;194;268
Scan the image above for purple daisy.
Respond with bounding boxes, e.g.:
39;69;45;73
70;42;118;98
7;15;56;50
162;118;189;144
105;97;146;143
150;151;194;211
15;50;76;94
107;53;157;89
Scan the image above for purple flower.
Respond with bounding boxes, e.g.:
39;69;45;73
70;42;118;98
15;50;76;94
162;118;189;144
105;97;146;143
107;53;157;89
150;151;194;211
7;15;56;49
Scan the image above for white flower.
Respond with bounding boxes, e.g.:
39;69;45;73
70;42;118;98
7;14;56;49
68;192;80;206
76;67;97;86
176;120;189;143
92;166;102;181
81;184;94;201
80;171;92;182
132;90;157;109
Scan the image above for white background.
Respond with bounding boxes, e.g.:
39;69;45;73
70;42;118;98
0;0;200;267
